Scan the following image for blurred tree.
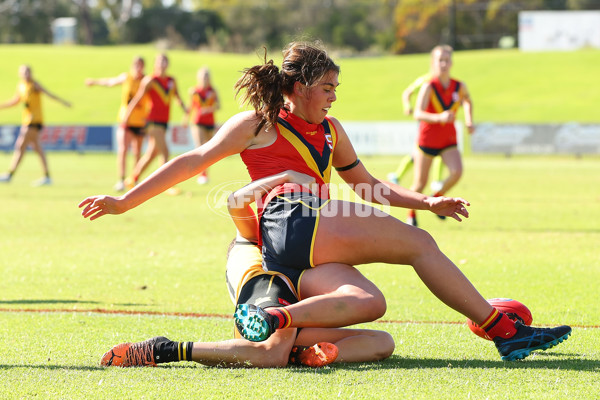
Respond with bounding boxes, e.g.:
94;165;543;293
123;5;226;48
1;0;598;52
392;0;595;54
0;0;75;43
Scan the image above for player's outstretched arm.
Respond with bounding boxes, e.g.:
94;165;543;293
36;81;71;108
85;73;127;88
331;117;469;221
0;92;21;110
79;111;258;221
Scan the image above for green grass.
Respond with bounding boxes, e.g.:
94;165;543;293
1;152;599;399
0;44;599;125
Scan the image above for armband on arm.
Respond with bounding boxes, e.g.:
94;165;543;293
335;158;360;172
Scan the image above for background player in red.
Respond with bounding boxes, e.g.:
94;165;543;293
387;72;445;191
123;53;188;191
0;65;71;186
189;66;220;184
85;56;147;191
407;45;475;227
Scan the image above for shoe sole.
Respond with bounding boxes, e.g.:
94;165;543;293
501;331;571;361
234;304;270;342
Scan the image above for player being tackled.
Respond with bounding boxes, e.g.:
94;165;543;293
99;336;339;368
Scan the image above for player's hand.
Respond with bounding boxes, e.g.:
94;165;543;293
439;110;455;124
425;196;470;222
78;195;126;221
466;123;475;134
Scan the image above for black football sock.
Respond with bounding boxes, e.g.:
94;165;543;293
154;339;194;364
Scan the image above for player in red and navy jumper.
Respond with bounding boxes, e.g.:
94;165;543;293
189;67;220;184
407;45;475;227
122;53;188;187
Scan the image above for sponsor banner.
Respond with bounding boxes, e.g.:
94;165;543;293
8;122;598;156
471;123;600;155
0;125;113;152
0;122;463;156
519;11;600;51
166;124;195;154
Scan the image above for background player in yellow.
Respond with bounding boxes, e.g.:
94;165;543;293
86;56;148;191
0;65;71;186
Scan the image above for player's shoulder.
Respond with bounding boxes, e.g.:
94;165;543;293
222;110;265;136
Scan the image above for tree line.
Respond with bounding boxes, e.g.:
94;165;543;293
1;0;599;54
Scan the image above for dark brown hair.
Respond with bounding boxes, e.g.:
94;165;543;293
235;41;340;135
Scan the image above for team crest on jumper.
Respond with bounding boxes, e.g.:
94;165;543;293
325;134;333;150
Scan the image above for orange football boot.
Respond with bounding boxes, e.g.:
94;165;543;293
100;337;165;367
289;342;339;368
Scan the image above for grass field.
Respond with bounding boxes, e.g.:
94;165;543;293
1;151;599;399
0;44;599;125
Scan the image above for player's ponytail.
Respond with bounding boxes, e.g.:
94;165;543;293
235;48;285;135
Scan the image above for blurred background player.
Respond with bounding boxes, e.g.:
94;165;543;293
406;45;475;227
387;72;445;190
85;56;148;191
0;65;71;186
122;53;188;193
188;66;220;184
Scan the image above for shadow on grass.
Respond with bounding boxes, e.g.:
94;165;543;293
0;365;105;371
0;299;100;305
0;299;147;307
1;354;595;373
325;354;598;372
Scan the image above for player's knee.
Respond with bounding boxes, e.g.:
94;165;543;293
409;229;440;260
343;286;386;320
367;291;387;319
448;167;462;181
373;331;395;360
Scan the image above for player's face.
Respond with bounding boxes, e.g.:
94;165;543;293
19;65;31;80
300;71;339;124
133;59;145;74
197;69;209;86
155;55;168;73
431;49;452;76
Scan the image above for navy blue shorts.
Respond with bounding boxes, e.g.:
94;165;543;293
419;144;457;157
236;273;298;309
146;121;168;130
260;191;329;288
127;126;146;136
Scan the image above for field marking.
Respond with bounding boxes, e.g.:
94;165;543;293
1;308;598;329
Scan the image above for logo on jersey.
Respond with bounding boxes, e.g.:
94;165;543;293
325;133;333;150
